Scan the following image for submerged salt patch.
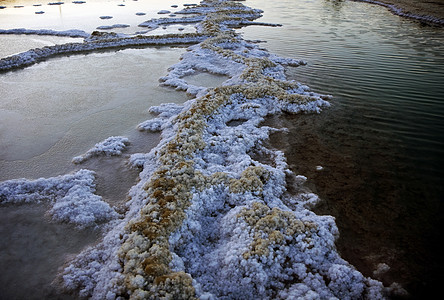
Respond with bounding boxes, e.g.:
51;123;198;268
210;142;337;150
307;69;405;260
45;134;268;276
96;24;130;30
72;136;130;164
49;182;119;228
0;169;117;228
158;10;171;14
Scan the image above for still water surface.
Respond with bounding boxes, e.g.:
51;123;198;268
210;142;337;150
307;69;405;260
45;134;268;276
0;0;193;33
241;0;444;297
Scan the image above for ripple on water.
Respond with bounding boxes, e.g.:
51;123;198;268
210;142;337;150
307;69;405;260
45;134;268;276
243;0;444;296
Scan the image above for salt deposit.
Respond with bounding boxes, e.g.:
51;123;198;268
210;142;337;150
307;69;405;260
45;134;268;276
0;0;397;298
97;24;130;30
0;28;89;38
0;169;118;228
72;136;130;164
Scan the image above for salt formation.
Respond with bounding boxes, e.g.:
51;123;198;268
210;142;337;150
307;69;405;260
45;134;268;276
0;0;391;298
97;24;130;30
137;103;185;132
0;28;89;38
0;33;207;71
61;0;387;299
0;169;118;228
72;136;130;164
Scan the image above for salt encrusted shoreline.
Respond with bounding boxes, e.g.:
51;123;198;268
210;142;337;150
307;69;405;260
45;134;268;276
0;32;209;72
0;169;118;228
352;0;444;25
0;0;403;299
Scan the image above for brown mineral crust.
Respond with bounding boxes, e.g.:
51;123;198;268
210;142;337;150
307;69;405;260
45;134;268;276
360;0;444;23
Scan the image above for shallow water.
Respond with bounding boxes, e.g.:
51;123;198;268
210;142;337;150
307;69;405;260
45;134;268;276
0;7;191;295
0;203;100;300
0;47;187;180
242;0;444;297
0;0;196;33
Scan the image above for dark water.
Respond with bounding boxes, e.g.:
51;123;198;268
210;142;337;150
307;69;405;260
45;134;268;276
242;0;444;298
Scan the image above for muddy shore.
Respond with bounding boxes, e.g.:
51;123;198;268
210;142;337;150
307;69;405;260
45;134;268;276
354;0;444;24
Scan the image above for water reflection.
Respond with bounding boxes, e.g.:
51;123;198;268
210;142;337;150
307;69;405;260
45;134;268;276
243;0;443;297
0;0;198;33
0;47;188;180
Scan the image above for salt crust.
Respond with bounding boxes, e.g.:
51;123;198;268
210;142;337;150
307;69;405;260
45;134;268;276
0;169;118;228
72;136;130;164
0;33;208;71
0;28;89;38
0;0;392;299
137;103;185;132
97;24;131;30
